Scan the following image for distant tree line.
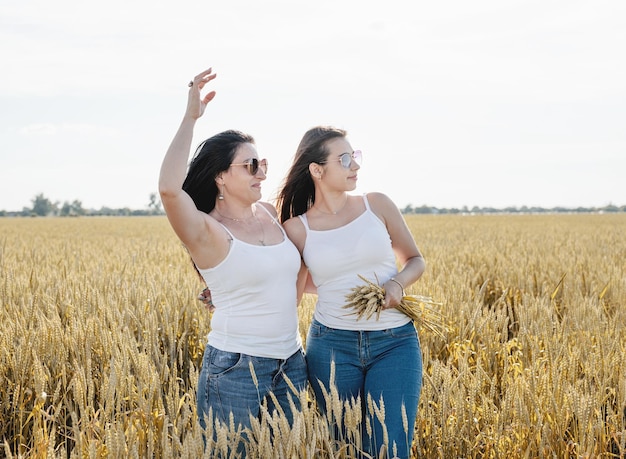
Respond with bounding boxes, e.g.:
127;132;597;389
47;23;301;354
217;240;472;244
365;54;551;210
401;203;626;214
1;193;624;217
0;193;164;217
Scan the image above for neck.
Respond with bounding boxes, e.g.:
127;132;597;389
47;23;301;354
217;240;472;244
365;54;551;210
314;194;348;215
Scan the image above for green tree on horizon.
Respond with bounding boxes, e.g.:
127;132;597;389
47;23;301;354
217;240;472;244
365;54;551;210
31;193;58;216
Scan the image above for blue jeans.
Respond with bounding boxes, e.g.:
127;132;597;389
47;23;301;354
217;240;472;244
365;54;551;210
196;345;307;451
306;319;422;459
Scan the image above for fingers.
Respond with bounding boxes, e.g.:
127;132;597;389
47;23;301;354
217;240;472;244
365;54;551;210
202;91;217;104
382;280;403;309
189;67;217;91
198;72;217;89
198;287;215;311
186;68;217;118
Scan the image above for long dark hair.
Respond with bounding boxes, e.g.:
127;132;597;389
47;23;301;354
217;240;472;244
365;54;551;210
277;126;347;223
182;130;254;282
182;130;255;214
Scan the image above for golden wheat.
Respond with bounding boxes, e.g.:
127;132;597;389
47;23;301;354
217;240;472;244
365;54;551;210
1;214;624;458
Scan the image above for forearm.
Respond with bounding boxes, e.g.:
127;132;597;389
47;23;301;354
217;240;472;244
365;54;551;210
159;116;197;197
393;255;426;291
295;263;311;304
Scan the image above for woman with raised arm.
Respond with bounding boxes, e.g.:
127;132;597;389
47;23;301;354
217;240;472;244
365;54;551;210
159;68;307;453
277;126;426;459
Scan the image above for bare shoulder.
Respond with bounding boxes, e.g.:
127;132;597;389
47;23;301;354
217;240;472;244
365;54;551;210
283;215;307;252
283;215;305;235
257;201;278;218
366;192;398;215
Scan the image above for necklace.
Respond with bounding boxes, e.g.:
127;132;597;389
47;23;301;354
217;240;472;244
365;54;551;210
214;208;255;222
313;195;348;215
256;217;266;246
214;208;266;246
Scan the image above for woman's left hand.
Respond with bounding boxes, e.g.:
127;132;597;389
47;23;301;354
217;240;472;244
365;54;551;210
198;287;215;312
382;279;404;309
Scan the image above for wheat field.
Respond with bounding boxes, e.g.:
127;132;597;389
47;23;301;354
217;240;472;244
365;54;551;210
1;214;624;458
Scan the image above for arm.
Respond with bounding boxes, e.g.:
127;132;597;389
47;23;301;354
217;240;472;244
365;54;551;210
304;270;317;295
158;68;218;255
283;217;317;303
295;262;310;305
368;192;426;309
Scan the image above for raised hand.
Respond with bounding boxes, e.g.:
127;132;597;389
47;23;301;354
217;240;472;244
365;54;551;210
186;67;217;120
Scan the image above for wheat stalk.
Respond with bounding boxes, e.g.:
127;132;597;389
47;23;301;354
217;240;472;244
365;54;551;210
343;274;448;338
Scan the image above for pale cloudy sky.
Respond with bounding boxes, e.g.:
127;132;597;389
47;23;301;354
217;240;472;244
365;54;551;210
1;0;624;212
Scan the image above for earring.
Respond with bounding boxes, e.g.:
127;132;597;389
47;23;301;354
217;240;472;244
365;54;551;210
217;184;224;200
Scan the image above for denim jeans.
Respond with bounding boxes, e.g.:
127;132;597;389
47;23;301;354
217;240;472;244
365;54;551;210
306;319;422;459
196;345;307;452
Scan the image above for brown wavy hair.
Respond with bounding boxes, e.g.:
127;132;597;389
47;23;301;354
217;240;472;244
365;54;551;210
277;126;346;223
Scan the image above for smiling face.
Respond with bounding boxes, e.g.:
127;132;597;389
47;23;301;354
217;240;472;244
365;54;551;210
221;142;267;203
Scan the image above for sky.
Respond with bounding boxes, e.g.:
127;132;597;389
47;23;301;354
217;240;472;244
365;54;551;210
1;0;625;212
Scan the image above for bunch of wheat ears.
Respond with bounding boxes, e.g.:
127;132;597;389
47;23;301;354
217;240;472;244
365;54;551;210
343;274;448;338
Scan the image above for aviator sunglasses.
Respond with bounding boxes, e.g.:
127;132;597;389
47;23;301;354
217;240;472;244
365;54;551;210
229;158;268;175
326;150;362;169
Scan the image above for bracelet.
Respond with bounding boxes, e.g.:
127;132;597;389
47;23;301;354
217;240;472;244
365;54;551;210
389;277;405;296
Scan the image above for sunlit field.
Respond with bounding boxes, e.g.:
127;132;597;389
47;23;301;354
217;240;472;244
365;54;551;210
1;214;624;458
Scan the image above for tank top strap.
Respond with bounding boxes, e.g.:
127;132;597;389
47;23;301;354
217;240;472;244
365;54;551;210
215;203;286;242
362;193;371;212
298;214;311;234
217;221;236;240
256;203;288;237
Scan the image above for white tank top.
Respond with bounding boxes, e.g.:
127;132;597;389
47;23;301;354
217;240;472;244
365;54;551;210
197;205;302;359
300;195;411;331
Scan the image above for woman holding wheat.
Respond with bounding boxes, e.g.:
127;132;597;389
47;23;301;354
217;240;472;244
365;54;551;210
277;126;426;458
159;68;307;454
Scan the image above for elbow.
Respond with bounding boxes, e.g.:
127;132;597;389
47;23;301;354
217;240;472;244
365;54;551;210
158;181;181;204
158;184;171;199
158;173;180;198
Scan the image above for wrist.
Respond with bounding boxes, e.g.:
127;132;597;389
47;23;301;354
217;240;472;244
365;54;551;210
182;114;199;124
389;277;405;296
